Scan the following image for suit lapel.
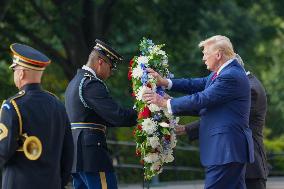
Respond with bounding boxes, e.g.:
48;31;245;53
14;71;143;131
206;59;240;88
205;72;216;88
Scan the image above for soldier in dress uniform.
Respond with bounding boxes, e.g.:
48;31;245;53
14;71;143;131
0;43;74;189
65;39;137;189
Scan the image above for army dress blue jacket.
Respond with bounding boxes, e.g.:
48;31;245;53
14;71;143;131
0;83;74;189
65;68;137;173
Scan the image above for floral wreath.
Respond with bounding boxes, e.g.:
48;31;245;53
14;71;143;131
128;38;179;180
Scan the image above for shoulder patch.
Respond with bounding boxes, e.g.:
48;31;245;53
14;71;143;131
0;123;8;141
9;90;25;103
2;104;10;110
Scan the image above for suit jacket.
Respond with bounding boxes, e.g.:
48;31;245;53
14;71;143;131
0;84;73;189
65;69;137;173
185;73;269;179
170;60;254;166
246;73;269;179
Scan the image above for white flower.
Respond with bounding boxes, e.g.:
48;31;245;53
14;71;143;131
150;161;162;171
136;86;151;101
158;50;166;56
163;108;174;119
138;56;149;65
142;118;157;135
170;133;177;148
148;104;161;112
149;45;159;54
159;122;169;128
162;57;168;65
164;153;174;163
132;65;143;79
147;136;160;148
144;153;159;163
175;117;180;124
157;167;163;174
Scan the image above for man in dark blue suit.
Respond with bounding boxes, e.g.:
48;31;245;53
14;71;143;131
143;35;254;189
0;43;74;189
65;39;137;189
177;55;269;189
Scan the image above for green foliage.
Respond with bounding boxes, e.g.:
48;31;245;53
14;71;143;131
0;62;17;99
264;128;284;174
42;63;69;100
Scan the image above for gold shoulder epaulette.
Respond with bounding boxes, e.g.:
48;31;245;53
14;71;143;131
9;90;25;103
45;90;59;99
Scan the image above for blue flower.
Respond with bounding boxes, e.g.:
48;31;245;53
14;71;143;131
167;73;174;79
141;71;148;85
140;63;148;85
153;114;162;121
156;86;165;96
147;39;154;46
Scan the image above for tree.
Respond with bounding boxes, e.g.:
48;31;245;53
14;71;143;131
1;0;119;80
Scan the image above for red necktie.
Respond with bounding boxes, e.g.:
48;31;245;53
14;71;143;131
211;72;218;80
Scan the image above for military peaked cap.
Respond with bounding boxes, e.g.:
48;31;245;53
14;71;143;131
10;43;51;71
94;39;123;66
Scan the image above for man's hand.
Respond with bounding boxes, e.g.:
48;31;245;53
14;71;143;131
175;125;186;135
146;68;169;87
143;89;167;108
164;93;172;100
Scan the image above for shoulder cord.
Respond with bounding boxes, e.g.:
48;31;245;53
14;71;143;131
79;73;110;109
79;77;92;109
10;100;23;136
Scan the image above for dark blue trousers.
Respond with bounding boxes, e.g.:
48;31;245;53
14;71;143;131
72;172;118;189
205;162;246;189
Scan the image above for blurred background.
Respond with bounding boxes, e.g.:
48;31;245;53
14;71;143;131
0;0;284;187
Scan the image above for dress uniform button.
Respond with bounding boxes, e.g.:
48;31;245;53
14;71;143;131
97;142;101;146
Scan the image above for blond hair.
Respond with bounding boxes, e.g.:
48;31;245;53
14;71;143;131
199;35;235;60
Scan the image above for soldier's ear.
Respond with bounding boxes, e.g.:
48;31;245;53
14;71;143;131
98;58;104;66
19;69;25;80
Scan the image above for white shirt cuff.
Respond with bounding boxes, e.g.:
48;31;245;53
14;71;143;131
166;79;173;90
167;99;173;115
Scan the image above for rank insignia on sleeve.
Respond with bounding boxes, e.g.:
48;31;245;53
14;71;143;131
0;123;8;141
